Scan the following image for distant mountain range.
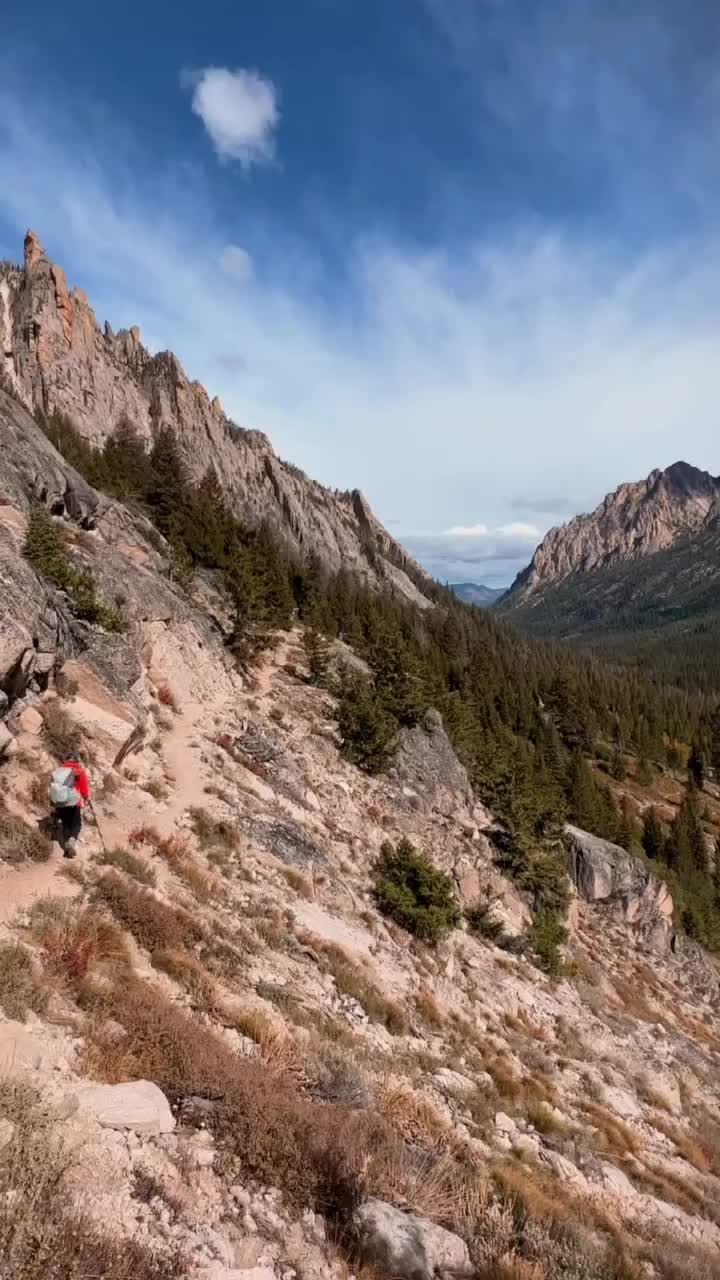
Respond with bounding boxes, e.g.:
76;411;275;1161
450;583;505;607
499;462;720;692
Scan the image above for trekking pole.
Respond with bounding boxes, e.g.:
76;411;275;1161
88;799;108;853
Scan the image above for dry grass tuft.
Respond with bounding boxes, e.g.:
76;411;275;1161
281;866;314;899
580;1101;640;1157
144;778;169;801
188;806;239;851
79;977;390;1221
319;941;409;1036
156;684;179;713
381;1082;456;1155
26;771;50;812
414;987;445;1029
99;846;157;887
651;1116;711;1173
0;803;52;865
41;701;83;760
27;897;130;990
0;943;49;1021
128;825;162;849
93;872;205;954
151;947;221;1011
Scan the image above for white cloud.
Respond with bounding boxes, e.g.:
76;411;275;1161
183;67;279;167
445;522;489;536
498;522;540;539
2;82;720;587
404;521;543;584
219;243;253;281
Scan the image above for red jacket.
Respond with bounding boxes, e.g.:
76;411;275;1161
62;761;90;808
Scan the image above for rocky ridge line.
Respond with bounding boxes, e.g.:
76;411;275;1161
0;231;429;608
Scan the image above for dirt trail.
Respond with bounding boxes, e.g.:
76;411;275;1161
0;637;292;925
0;852;78;926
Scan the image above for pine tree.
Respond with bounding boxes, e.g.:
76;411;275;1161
665;788;708;875
566;751;599;830
146;425;191;540
641;806;664;860
23;503;72;589
617;796;640;853
303;626;330;687
710;707;720;780
688;742;706;791
636;756;654;787
185;468;231;568
610;745;627;781
371;627;424;727
102;417;148;499
336;673;397;774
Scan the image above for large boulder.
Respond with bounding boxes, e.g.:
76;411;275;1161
354;1198;473;1280
70;1080;175;1134
393;709;475;819
565;824;674;951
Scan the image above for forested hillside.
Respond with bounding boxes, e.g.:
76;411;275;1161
502;519;720;694
29;404;720;956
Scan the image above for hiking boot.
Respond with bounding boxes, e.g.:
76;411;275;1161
64;838;78;859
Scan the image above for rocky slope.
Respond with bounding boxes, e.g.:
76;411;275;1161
503;461;720;606
2;394;720;1279
0;232;429;607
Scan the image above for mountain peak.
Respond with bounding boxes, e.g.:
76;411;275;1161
504;460;720;604
660;460;718;497
23;229;47;269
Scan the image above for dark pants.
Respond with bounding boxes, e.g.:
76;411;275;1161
55;805;82;852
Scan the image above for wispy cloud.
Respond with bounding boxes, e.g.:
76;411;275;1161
182;66;279;168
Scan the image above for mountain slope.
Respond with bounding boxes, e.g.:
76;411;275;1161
505;461;720;605
450;582;504;606
0;231;429;607
500;463;720;689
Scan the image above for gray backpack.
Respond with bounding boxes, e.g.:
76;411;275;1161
49;766;80;808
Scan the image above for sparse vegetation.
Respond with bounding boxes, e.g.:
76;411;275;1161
466;890;506;944
99;846;157;887
319;941;409;1035
0;943;49;1020
23;501;127;632
93;871;205;954
0;802;52;864
27;897;130;990
0;1075;185;1279
373;838;460;943
40;700;82;761
188;806;239;851
156;684;179;712
281;865;314;898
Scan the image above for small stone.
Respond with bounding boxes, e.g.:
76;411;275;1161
17;705;43;734
354;1199;473;1280
0;1119;15;1149
72;1080;175;1134
603;1086;642;1121
0;721;16;757
494;1111;516;1134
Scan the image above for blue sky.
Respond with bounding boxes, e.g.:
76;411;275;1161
2;0;720;585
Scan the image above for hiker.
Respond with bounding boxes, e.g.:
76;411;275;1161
49;753;90;857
